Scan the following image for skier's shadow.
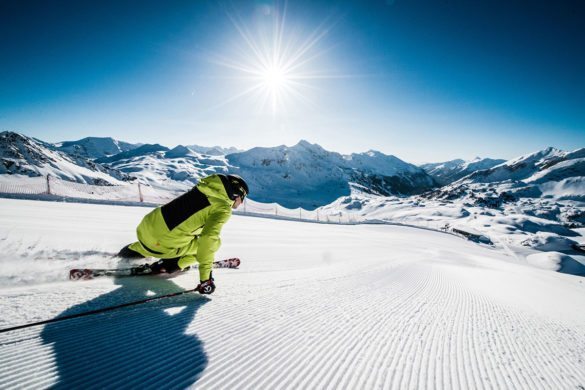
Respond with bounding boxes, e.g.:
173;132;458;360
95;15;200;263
41;276;209;389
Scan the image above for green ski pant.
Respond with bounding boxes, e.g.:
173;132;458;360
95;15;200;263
128;236;199;267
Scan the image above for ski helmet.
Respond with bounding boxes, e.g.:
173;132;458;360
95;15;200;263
226;174;249;200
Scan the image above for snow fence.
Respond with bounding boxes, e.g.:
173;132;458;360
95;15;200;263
238;198;360;224
0;175;360;224
0;174;174;204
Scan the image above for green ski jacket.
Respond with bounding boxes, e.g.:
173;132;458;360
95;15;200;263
132;174;234;280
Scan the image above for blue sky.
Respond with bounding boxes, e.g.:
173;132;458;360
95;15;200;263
0;0;583;163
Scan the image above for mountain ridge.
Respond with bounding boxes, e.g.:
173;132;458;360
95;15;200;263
226;140;437;209
2;131;581;210
420;157;506;185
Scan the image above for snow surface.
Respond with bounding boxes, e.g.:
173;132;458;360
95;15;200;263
1;199;584;389
318;193;585;259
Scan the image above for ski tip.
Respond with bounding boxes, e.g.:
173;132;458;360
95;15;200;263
212;257;241;269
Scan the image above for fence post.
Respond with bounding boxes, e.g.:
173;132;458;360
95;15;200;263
137;182;144;203
275;205;278;216
46;175;51;195
299;208;302;221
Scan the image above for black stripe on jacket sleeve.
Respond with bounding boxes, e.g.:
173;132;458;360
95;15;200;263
160;188;211;231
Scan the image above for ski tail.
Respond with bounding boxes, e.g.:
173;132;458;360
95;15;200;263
69;268;134;280
213;258;240;269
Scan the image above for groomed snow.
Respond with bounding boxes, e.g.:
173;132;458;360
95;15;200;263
0;199;584;389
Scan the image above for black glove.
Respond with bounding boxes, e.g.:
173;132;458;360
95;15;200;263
196;274;215;295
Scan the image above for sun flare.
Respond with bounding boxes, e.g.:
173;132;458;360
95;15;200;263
208;3;336;115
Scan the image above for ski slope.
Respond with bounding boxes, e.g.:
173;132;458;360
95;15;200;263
0;199;584;389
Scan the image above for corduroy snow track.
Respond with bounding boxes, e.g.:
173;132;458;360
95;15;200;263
0;199;584;389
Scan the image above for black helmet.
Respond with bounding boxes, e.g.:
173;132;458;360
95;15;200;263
226;174;249;200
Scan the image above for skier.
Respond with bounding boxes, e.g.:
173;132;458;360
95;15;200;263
117;174;249;295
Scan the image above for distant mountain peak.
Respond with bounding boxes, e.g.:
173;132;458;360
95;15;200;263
56;136;140;160
364;150;382;157
420;156;506;186
293;139;324;151
543;146;558;153
226;141;435;209
458;146;578;185
165;145;196;158
187;144;242;156
95;143;169;164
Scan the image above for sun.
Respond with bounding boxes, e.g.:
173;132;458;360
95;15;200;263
263;65;288;91
207;3;336;115
258;62;294;112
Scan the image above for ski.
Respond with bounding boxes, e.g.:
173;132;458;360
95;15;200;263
69;258;240;281
211;257;241;269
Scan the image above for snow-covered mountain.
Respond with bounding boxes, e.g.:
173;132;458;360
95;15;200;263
344;149;436;197
226;141;349;209
95;144;170;164
426;147;585;205
98;144;229;191
420;157;506;185
0;132;129;185
387;146;585;243
55;137;140;160
95;139;436;208
2;134;436;205
4;132;582;221
318;147;585;255
226;140;436;209
460;147;585;184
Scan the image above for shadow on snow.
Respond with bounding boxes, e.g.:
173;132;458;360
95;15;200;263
41;276;209;389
